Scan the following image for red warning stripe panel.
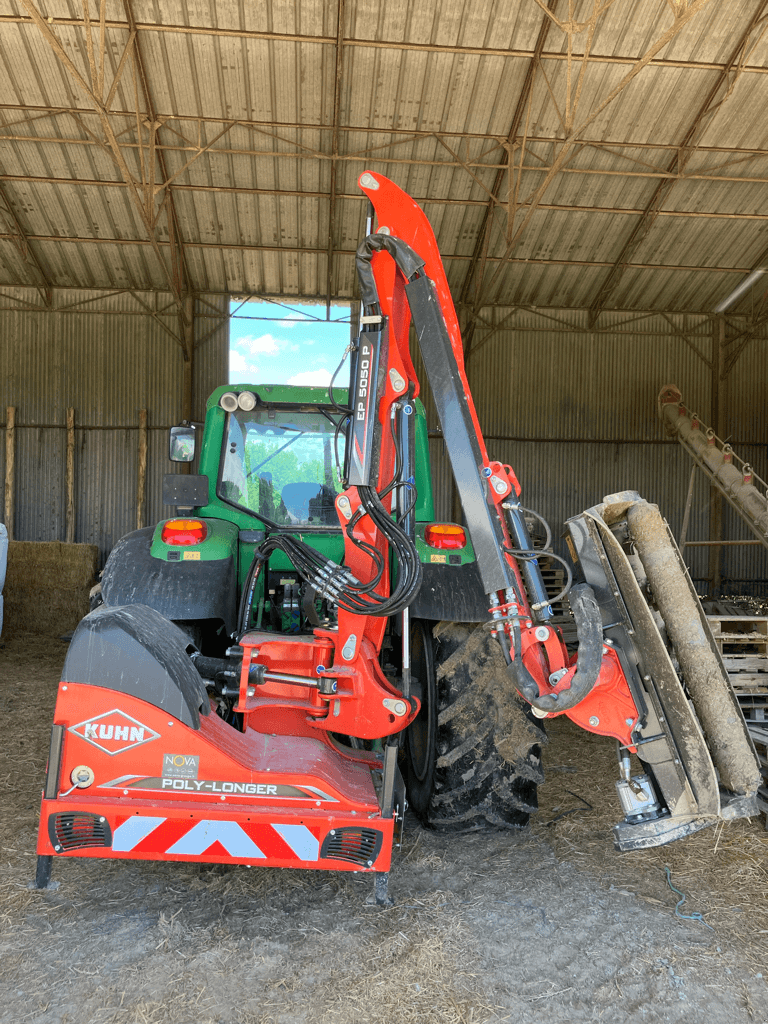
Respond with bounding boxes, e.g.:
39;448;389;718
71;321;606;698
42;805;394;872
112;815;323;865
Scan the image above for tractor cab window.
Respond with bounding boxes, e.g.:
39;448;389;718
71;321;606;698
219;406;345;528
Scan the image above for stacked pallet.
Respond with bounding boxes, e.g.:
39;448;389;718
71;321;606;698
706;615;768;816
537;556;577;645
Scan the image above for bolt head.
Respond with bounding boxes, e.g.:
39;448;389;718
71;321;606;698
588;715;600;727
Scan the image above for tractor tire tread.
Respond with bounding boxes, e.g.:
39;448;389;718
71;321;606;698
423;621;547;832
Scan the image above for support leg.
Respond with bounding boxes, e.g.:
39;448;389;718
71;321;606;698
370;872;394;908
32;855;54;890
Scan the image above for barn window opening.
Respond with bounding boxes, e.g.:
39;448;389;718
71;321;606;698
229;298;352;388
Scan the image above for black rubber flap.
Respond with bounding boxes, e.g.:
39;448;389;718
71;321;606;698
63;604;209;728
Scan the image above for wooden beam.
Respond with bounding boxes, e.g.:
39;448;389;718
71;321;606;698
4;407;15;541
65;407;75;543
137;408;147;530
182;294;195;425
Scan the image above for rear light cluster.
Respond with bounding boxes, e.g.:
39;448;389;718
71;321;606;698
424;523;466;550
162;518;207;546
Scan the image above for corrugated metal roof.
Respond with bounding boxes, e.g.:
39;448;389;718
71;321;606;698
2;1;768;314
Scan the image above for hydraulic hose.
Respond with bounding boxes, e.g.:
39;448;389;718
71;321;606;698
508;583;604;713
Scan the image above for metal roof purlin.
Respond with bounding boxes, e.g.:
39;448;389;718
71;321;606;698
8;14;768;77
8;104;768;158
0;232;756;278
587;1;768;327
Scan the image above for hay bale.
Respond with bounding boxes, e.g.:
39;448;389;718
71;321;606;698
3;541;98;638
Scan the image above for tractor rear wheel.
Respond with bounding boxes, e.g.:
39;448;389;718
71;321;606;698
404;620;547;830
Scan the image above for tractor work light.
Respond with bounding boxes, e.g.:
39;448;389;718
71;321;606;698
237;391;257;411
161;519;208;546
220;392;239;412
424;523;466;550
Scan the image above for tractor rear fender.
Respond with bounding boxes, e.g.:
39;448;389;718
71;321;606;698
101;521;238;636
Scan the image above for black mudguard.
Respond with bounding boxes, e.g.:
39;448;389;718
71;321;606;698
409;560;490;622
101;527;237;636
63;604;209;728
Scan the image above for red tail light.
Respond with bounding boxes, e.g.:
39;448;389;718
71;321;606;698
424;523;466;550
161;518;207;546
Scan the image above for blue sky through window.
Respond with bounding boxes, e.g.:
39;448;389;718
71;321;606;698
229;300;351;387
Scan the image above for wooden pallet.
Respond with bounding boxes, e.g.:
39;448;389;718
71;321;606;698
537;564;577;644
707;615;768;654
707;616;768;822
748;724;768;816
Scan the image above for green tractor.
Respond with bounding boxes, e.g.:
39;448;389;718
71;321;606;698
96;382;545;832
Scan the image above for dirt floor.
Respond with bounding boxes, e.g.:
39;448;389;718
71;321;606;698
1;630;768;1024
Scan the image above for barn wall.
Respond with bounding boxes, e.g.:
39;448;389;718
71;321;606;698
2;291;765;596
0;290;228;564
416;307;768;598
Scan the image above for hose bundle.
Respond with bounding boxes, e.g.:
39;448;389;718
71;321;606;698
243;487;421;622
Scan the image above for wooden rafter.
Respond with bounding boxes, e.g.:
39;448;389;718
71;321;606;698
457;0;556;358
121;0;193;319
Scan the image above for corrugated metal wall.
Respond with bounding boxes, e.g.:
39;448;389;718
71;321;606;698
416;307;768;597
0;290;228;564
1;291;765;595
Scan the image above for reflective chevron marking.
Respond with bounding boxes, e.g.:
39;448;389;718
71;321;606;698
110;816;321;862
271;823;319;861
112;816;166;852
165;819;266;858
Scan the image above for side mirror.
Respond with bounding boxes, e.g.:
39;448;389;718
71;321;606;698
169;424;196;462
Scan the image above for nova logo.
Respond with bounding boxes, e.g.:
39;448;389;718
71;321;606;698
69;710;160;755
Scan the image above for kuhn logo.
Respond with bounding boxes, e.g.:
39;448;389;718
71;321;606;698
69;710;160;755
